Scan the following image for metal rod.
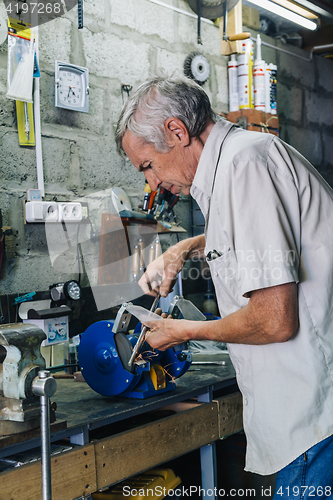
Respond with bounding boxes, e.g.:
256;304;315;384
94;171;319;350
32;370;57;500
251;36;311;62
197;0;202;45
145;0;214;24
41;391;52;500
128;293;160;367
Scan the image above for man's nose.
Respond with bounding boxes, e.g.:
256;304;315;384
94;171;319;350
144;171;161;192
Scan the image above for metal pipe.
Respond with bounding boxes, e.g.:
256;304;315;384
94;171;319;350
32;370;57;500
310;43;333;59
251;36;311;61
145;0;214;24
41;390;51;500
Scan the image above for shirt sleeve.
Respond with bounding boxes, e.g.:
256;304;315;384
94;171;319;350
217;137;301;298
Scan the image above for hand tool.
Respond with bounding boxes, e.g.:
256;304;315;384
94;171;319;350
162;194;180;222
157;190;174;220
148;190;157;214
142;180;152;212
154;187;171;216
127;293;160;368
77;0;83;29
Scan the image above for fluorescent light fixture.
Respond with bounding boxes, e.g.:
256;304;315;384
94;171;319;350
271;0;318;19
246;0;318;30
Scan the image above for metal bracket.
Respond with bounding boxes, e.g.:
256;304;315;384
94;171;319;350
112;302;133;333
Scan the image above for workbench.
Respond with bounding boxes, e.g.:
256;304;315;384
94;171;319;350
0;360;243;500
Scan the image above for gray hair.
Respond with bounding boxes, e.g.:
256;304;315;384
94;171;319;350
115;76;216;157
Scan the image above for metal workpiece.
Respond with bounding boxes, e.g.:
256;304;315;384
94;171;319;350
32;370;57;500
128;293;160;368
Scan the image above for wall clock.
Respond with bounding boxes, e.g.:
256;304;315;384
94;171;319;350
55;61;89;113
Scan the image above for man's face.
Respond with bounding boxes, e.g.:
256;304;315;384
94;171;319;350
122;129;199;196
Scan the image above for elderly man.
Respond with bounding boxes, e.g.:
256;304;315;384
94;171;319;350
116;76;333;497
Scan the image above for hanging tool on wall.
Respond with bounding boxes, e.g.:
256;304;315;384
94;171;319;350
147;190;157;214
142;180;152;212
161;194;180;222
16;100;35;146
184;52;210;86
187;0;238;45
78;0;84;29
2;227;15;275
121;84;133;104
157;190;174;220
154;187;166;216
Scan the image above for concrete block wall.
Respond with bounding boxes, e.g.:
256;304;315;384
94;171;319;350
0;0;227;296
0;0;332;299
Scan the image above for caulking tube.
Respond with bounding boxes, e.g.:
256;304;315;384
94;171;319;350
238;39;253;109
269;63;277;114
253;34;266;111
265;64;271;113
228;54;239;112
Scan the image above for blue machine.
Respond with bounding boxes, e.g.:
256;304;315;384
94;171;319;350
78;302;192;399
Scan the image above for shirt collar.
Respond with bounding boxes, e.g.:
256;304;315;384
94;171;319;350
191;119;234;198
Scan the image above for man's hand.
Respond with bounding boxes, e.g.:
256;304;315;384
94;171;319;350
145;318;190;350
138;235;206;297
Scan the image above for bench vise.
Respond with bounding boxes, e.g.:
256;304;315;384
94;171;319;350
78;301;192;399
0;323;47;435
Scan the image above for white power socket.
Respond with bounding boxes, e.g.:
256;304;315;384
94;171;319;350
58;202;82;222
25;201;82;223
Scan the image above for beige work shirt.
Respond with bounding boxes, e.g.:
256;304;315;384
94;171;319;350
191;119;333;475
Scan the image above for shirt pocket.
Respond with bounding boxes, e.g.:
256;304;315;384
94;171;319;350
207;249;248;315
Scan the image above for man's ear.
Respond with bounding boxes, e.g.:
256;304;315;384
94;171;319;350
164;117;190;146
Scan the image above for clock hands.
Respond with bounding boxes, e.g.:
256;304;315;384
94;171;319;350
67;86;76;98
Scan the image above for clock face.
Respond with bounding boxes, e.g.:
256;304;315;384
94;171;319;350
55;62;89;113
58;69;84;108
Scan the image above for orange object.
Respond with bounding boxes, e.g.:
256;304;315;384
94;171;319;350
148;190;157;213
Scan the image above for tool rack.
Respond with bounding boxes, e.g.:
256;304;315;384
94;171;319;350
0;362;242;500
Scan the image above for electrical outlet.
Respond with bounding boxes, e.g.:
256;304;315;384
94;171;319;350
25;201;82;223
58;202;82;222
44;202;59;222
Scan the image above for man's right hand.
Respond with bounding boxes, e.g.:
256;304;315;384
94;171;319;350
138;234;206;297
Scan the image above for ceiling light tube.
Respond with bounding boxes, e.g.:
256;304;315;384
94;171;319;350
271;0;318;19
246;0;318;30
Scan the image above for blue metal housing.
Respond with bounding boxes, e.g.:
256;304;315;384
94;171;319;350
78;320;191;399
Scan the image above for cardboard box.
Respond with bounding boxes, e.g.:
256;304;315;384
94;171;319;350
242;5;260;30
226;109;279;136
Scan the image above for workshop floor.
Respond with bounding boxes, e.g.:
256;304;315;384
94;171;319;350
166;433;276;499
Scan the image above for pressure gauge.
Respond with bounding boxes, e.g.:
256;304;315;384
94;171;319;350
55;61;89;113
